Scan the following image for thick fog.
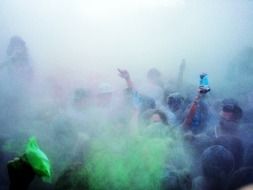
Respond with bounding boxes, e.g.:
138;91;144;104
1;0;253;190
1;0;253;86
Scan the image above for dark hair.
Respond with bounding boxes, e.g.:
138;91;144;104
214;136;244;170
222;99;243;121
141;108;168;125
201;145;234;180
167;93;184;112
152;109;169;125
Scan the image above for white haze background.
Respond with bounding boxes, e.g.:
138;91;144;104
0;0;253;89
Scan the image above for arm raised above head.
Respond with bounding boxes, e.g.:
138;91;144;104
117;68;134;90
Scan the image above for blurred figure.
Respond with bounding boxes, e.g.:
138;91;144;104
147;68;163;88
161;167;192;190
193;145;235;190
183;89;209;134
67;87;93;133
183;133;213;178
0;36;33;134
1;36;33;82
167;92;186;125
7;137;51;190
142;68;164;106
149;109;168;125
140;108;172;138
7;156;35;190
214;135;244;170
72;88;91;111
215;98;243;137
118;68;156;113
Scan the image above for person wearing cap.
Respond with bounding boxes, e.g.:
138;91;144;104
214;99;243;137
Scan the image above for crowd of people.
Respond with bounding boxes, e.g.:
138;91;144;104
0;36;253;190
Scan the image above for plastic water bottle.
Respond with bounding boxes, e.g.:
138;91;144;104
200;73;208;87
199;73;210;93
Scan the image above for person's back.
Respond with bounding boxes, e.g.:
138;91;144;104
215;99;243;137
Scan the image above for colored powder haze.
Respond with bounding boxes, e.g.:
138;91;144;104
0;0;253;88
0;0;253;189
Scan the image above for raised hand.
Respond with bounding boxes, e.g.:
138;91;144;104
118;68;130;80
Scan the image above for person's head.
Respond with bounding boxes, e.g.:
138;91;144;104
167;92;184;113
7;36;28;60
218;99;243;135
201;145;234;180
147;68;161;84
141;109;168;126
221;99;243;120
150;109;168;125
214;135;244;170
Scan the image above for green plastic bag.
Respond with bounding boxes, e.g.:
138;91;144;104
24;137;51;181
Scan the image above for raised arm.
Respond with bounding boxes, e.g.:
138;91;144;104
182;89;202;129
177;59;186;91
118;68;135;90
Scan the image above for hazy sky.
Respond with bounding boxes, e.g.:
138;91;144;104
0;0;253;86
